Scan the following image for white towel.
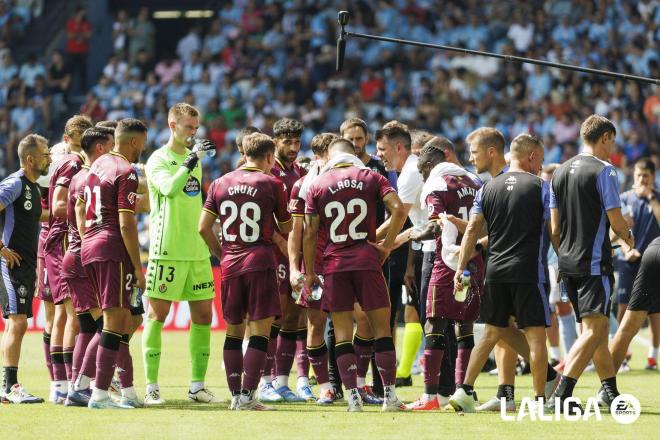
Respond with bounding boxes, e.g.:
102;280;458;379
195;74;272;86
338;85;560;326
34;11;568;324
298;161;322;201
420;162;480;209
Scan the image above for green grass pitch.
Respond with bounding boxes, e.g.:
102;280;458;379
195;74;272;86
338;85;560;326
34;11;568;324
2;329;658;439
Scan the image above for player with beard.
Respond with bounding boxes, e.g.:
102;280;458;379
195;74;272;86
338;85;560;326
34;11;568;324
82;118;146;409
259;118;309;403
0;134;50;403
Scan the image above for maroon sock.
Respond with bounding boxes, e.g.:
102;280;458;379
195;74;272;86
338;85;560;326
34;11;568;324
43;331;54;380
353;335;374;379
295;329;309;378
50;345;67;381
455;348;472;385
275;330;297;378
72;332;94;381
335;342;358;390
80;332;100;379
95;331;121;391
262;325;279;378
424;349;445;388
117;336;133;388
223;336;243;394
63;347;74;381
308;344;329;385
243;336;269;391
374;337;396;387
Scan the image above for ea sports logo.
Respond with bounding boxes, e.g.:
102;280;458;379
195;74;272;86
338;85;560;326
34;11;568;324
610;394;640;424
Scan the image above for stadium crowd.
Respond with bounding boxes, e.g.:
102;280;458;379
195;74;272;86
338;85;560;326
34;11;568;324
0;0;658;413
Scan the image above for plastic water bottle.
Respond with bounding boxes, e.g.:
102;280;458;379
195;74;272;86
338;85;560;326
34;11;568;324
130;287;142;308
291;273;305;301
559;280;570;303
455;270;470;302
311;275;324;301
186;136;216;158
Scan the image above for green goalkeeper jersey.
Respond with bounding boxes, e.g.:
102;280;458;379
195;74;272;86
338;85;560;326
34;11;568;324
145;146;210;261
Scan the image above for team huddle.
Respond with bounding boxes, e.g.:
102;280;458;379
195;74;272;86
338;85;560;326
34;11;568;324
0;104;658;413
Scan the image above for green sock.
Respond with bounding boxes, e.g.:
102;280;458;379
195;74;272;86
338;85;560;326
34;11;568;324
396;322;423;378
189;322;211;382
142;318;164;385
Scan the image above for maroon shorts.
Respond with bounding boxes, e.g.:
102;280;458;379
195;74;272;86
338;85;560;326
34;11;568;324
222;269;280;325
322;270;390;313
277;260;291;296
426;279;482;322
85;259;134;310
64;276;100;312
36;256;52;302
45;244;70;304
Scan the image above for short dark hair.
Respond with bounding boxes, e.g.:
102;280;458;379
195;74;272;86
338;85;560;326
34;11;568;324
410;129;434;151
81;128;111;155
236;126;261;152
418;143;446;167
94;125;115;138
96;120;118;130
18;134;48;163
634;157;656;175
375;125;412;151
243;133;275;159
273;118;304;138
580;114;616;145
310;132;338;156
510;133;544;158
423;136;455;153
328;138;356;155
115;118;147;140
339;118;368;137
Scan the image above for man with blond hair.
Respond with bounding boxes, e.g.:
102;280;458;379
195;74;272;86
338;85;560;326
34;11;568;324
142;103;217;405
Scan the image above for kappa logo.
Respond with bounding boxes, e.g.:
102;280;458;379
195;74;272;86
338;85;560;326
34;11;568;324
609;169;617;177
289;199;299;210
347;364;357;371
127;173;137;181
505;175;517;191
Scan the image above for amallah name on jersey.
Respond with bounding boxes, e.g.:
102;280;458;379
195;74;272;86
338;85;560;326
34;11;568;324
328;179;364;194
228;184;258;197
456;186;477;199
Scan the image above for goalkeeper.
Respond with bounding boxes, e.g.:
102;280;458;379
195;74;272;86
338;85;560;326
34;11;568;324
142;103;218;405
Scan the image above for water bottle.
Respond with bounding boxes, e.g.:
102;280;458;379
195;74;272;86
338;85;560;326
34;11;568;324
291;273;305;302
130;287;142;308
186;136;216;158
455;270;470;302
559;279;570;303
310;275;324;301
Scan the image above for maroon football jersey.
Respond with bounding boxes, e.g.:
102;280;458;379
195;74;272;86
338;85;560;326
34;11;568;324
66;166;88;255
44;152;84;253
289;175;326;275
37;186;49;258
80;151;139;264
426;174;484;285
271;158;306;262
203;167;292;279
305;165;395;274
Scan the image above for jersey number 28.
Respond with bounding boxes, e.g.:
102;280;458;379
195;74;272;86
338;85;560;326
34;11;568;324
220;200;261;243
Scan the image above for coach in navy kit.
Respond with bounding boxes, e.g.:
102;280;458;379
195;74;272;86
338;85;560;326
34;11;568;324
0;134;51;404
548;114;634;410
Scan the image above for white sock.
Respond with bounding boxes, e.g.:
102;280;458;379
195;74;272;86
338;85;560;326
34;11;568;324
356;376;366;388
92;388;109;400
384;385;397;401
121;386;137;399
550;346;561;360
146;383;159;394
558;314;577;354
54;380;67;390
190;381;204;393
261;376;272;384
276;375;289;389
242;339;249;355
68;381;74;392
649;347;659;360
422;393;435;401
319;382;331;392
296;376;309;389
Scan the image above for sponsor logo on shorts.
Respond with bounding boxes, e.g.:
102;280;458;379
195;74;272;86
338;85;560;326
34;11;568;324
159;283;167;293
192;281;214;291
183;176;201;197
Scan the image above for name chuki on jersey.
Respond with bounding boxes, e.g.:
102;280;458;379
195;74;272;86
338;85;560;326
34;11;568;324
228;185;258;197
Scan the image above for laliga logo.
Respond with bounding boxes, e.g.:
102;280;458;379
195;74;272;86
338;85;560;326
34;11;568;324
501;394;640;423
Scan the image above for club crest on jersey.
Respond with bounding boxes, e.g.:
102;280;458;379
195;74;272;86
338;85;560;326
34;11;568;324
24;187;32;200
184;176;201;196
18;285;28;298
159;283;167;293
505;175;517;191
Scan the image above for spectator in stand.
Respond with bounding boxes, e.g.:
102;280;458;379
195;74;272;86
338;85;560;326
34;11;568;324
65;5;91;91
128;7;155;62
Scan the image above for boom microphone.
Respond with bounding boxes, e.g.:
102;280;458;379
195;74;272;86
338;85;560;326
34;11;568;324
336;35;346;71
